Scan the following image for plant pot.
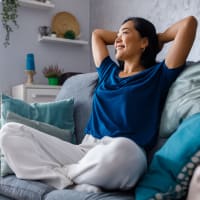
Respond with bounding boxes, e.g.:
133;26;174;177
48;77;59;85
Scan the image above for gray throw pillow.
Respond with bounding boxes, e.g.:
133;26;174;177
159;61;200;138
6;111;72;142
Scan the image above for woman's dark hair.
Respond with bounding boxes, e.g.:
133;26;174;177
120;17;159;69
91;17;159;95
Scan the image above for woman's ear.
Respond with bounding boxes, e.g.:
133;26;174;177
141;37;149;49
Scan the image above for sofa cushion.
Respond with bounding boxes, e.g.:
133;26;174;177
0;176;134;200
0;195;12;200
46;189;134;200
56;72;98;144
135;113;200;200
159;61;200;138
0;175;54;200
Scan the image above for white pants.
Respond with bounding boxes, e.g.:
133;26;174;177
0;122;147;190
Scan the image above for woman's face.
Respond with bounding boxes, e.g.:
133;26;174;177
114;20;147;61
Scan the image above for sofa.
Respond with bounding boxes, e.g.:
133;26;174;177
0;60;200;200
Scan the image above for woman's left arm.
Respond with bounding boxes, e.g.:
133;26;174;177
158;16;198;69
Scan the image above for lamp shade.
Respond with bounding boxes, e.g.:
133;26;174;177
26;53;35;71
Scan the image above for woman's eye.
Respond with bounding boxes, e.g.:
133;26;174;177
122;31;128;34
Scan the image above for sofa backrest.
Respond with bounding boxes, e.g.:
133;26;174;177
56;72;98;144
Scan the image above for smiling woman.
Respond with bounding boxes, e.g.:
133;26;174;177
86;15;197;188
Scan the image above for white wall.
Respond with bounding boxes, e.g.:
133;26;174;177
1;0;200;95
90;0;200;68
0;0;90;95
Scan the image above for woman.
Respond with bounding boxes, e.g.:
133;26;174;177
0;16;197;192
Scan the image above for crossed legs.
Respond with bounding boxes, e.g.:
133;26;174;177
0;122;147;190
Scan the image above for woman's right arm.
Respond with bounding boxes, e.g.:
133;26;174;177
92;29;117;67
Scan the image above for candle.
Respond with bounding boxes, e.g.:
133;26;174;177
26;53;35;71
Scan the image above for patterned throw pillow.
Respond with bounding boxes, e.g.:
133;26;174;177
135;113;200;200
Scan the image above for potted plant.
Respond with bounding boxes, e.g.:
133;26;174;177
42;64;64;85
64;30;76;40
1;0;20;47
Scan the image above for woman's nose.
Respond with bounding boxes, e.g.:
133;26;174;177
115;35;121;44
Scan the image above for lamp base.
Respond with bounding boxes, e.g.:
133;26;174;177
25;70;36;84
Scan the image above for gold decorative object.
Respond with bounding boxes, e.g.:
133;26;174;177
51;11;80;38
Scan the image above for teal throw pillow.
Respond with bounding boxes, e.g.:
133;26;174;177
1;94;74;132
135;113;200;200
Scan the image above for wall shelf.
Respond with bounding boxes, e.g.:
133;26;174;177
19;0;55;9
38;36;88;45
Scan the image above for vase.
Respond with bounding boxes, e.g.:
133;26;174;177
48;77;59;85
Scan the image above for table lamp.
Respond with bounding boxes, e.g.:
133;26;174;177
25;53;36;84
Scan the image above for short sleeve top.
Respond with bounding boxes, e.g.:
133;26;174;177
85;56;184;150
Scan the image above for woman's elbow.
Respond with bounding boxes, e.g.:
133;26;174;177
92;29;103;38
186;16;198;31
